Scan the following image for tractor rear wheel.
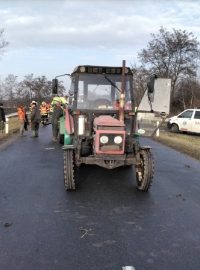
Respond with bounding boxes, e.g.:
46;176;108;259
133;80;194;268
63;149;77;191
136;149;154;192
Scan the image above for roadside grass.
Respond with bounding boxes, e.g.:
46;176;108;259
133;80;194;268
153;130;200;160
0;117;20;141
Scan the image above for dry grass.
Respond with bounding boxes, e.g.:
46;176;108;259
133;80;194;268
0;116;20;140
153;131;200;160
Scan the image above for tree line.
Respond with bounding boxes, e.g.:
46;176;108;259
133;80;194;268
0;73;65;110
1;27;200;114
132;27;200;113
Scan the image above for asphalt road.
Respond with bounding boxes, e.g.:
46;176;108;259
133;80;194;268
0;125;200;270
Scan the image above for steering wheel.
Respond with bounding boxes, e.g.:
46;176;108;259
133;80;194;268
92;99;111;108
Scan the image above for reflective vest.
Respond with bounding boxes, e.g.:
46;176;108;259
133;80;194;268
40;105;48;115
51;96;67;106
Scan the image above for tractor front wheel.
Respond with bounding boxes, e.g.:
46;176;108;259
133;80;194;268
63;149;77;191
136;149;154;192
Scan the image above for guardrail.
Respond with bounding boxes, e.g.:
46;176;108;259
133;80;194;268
2;112;31;135
4;108;18;115
0;113;20;136
4;113;19;134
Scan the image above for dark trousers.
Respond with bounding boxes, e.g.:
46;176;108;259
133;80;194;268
52;122;59;138
31;122;39;137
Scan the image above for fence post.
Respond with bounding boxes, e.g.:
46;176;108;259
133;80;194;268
156;121;160;137
5;117;9;134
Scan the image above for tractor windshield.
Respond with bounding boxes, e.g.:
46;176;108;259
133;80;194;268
75;74;132;110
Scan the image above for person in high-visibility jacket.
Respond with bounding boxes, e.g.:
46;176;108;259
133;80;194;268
46;102;51;113
40;101;48;114
17;105;27;136
51;96;68;111
51;101;64;142
40;101;49;125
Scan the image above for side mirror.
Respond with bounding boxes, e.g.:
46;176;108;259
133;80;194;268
138;78;171;114
147;75;157;94
147;75;157;102
52;78;58;94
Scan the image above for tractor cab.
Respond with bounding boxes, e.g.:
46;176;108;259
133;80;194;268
70;65;133;111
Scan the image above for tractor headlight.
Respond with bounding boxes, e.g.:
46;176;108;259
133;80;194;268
114;136;122;144
100;135;109;144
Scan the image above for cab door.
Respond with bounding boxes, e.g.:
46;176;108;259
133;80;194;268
190;110;200;133
176;110;194;132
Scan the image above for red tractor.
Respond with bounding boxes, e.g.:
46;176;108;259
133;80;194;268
52;61;171;191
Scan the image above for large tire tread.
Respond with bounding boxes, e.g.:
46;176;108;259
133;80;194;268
136;149;154;192
63;149;77;191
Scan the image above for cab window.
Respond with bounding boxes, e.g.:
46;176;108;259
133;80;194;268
178;110;193;118
194;111;200;119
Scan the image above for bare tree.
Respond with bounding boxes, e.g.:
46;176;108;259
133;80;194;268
17;74;66;106
0;28;9;57
0;78;6;100
138;27;200;110
0;73;66;108
1;75;18;106
131;64;150;106
174;78;200;111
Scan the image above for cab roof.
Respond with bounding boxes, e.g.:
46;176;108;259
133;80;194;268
71;65;133;76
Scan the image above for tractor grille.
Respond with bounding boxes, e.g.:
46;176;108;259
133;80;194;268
99;134;123;151
100;145;121;151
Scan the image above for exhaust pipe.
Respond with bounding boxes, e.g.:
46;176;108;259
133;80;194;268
119;60;126;123
78;115;86;136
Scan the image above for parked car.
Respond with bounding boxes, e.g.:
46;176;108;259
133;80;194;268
167;109;200;134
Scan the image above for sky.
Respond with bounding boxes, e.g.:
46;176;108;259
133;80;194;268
0;0;200;84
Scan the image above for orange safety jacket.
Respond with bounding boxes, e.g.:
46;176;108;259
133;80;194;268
46;103;51;112
17;107;26;121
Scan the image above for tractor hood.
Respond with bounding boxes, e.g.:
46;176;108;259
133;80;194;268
94;115;125;129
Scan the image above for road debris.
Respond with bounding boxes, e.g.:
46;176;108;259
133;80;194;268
184;164;191;168
4;222;13;228
79;227;92;238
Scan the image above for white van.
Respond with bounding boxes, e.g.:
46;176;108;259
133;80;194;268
167;109;200;134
